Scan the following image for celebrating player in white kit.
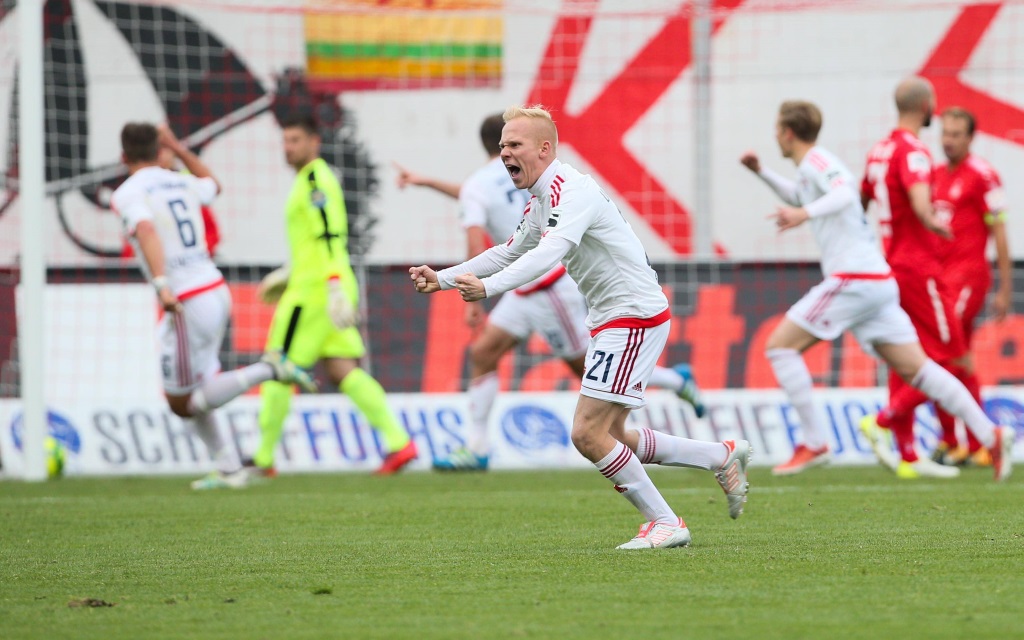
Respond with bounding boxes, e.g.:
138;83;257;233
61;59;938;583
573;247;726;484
396;114;704;472
112;123;315;489
411;105;749;549
740;100;1013;481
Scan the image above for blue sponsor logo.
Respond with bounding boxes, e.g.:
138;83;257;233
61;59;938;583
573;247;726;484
500;405;568;452
985;397;1024;436
11;410;82;454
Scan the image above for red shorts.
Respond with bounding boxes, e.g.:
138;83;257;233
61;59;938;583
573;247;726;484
893;270;966;364
945;273;990;344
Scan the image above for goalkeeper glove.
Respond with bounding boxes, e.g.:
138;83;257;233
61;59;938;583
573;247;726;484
257;266;290;304
328;278;359;329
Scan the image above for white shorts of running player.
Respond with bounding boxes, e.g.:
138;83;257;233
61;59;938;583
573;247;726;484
579;320;671;408
786;276;917;355
158;284;230;395
487;274;589;359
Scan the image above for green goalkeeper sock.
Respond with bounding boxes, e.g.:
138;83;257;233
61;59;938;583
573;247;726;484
255;380;294;468
341;368;410;453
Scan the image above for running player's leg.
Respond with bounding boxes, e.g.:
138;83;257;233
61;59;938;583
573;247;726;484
165;288;315;417
580;321;748;544
934;281;988;461
158;289;247;487
763;278;850;474
574;324;689;547
875;274;968;449
322;324;415;474
434;292;531;470
957;281;988;456
253;294;324;470
442;323;518;469
325;356;415;473
866;303;1012;481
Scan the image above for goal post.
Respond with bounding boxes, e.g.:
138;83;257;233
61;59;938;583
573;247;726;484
18;0;46;481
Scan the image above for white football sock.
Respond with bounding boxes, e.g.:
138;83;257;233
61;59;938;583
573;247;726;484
189;412;241;474
466;372;499;455
648;366;683;392
912;359;995;448
189;362;275;414
595;442;677;525
767;348;829;449
634;428;728;470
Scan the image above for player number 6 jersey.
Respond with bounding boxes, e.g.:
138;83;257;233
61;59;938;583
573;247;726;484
112;165;222;295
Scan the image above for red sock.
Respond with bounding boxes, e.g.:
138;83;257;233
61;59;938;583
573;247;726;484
882;371;929;424
954;367;985;453
936;408;958;449
889;411;918;463
880;372;919;462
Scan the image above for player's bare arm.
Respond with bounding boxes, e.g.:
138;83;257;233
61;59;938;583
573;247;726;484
992;219;1012;320
134;219;182;312
158;124;221;193
907;182;952;238
393;162;461;199
410;265;441;293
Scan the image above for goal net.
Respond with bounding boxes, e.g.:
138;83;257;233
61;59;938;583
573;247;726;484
2;0;1022;474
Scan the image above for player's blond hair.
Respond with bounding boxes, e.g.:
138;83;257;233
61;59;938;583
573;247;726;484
503;104;558;148
778;100;822;143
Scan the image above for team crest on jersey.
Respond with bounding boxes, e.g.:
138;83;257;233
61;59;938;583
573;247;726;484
949;181;962;200
907;151;930;173
310;189;327;208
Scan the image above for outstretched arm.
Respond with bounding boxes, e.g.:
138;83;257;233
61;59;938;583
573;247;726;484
740;151;800;205
453;237;573;302
435;242;523;289
394;162;461;199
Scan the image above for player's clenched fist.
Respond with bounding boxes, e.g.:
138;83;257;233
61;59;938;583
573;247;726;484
454;274;485;302
409;265;440;293
739;151;761;173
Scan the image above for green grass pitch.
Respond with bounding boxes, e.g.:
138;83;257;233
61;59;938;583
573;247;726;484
2;466;1022;639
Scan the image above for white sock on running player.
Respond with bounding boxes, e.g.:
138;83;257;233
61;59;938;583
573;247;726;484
188;362;276;414
189;413;241;474
634;428;727;470
595;441;677;525
767;348;830;449
913;359;996;448
648;366;684;392
467;372;499;455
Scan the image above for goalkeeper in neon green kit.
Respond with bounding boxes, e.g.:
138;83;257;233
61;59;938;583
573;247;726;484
251;114;417;475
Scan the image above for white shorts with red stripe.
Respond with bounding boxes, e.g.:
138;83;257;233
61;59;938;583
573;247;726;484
158;283;230;395
786;275;917;354
579;317;670;408
487;273;589;359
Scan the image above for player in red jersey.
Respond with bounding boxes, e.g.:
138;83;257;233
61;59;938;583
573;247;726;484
929;107;1012;466
859;77;1013;481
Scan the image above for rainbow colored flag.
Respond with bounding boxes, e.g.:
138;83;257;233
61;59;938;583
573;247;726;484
305;1;503;90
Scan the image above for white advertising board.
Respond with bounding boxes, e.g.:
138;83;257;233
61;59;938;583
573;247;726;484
3;388;1022;477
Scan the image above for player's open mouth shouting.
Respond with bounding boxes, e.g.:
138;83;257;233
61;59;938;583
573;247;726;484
505;162;522;181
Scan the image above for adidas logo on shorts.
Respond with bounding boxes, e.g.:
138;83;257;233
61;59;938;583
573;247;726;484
632;382;643;392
